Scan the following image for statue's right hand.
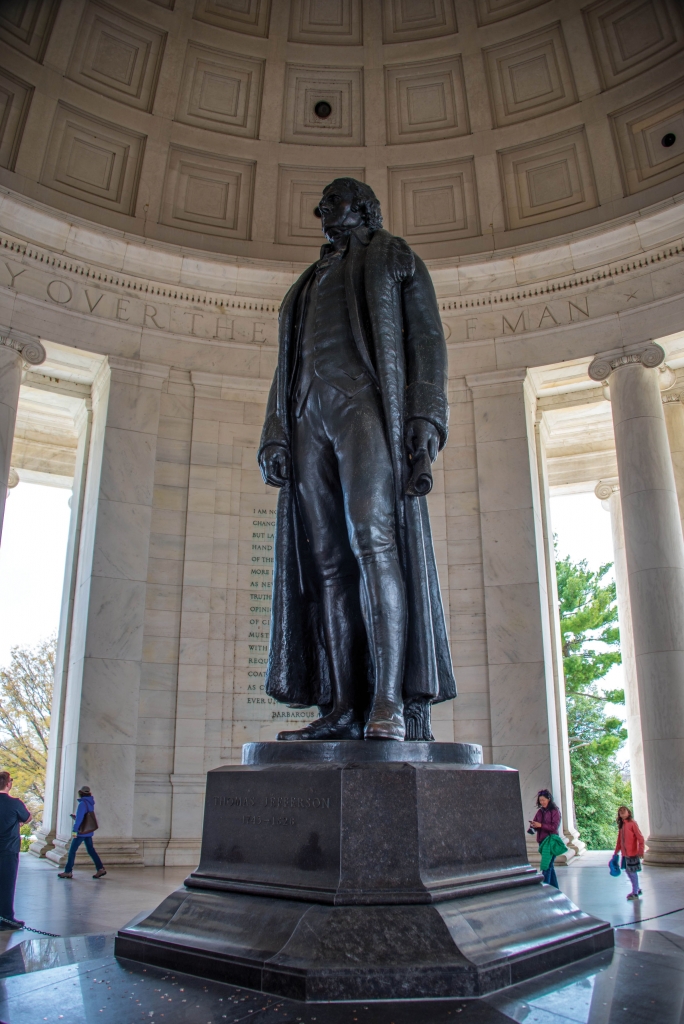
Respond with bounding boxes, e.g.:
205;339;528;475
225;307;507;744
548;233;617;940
259;444;290;487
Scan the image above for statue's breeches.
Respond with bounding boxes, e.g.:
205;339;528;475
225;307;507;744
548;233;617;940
291;375;407;733
292;377;397;578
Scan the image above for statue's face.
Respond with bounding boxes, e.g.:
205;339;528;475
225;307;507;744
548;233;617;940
318;187;364;247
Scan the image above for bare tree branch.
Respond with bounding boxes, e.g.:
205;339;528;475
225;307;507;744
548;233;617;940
0;637;55;816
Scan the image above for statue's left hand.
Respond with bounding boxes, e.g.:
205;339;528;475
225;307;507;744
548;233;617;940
405;418;439;463
259;444;290;487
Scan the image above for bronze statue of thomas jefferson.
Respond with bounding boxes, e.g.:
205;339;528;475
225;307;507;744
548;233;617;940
258;178;456;742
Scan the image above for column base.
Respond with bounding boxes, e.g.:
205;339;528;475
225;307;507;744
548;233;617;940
29;827;56;858
164;839;202;867
526;835;541;864
526;831;584;867
136;840;169;866
562;829;586;863
643;837;684;865
45;836;143;867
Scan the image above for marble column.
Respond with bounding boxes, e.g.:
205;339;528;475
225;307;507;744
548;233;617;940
662;390;684;533
0;330;45;541
589;342;684;864
46;356;169;866
466;369;563;854
594;481;650;836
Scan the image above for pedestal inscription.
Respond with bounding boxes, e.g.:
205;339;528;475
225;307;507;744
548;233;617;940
193;765;342;898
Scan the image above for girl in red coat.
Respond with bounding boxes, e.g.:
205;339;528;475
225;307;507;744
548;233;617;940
615;805;645;900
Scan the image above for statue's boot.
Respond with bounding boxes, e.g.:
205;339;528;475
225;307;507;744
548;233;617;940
359;551;407;741
277;578;365;741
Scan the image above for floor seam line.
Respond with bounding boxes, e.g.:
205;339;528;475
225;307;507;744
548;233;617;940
617;904;684;926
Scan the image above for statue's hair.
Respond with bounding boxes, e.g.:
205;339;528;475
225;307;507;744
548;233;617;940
316;178;383;231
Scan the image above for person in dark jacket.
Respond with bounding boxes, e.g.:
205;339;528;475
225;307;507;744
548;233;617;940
57;786;106;879
0;771;30;929
530;789;562;888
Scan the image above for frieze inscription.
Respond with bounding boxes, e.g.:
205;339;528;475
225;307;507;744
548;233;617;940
0;259;277;345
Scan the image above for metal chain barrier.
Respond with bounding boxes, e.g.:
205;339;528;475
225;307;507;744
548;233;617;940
0;915;61;938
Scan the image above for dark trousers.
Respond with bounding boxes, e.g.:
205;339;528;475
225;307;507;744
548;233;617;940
0;851;19;920
64;835;103;873
292;378;406;712
543;855;559;888
292;377;397;575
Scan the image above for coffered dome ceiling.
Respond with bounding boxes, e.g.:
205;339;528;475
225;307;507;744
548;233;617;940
1;0;683;264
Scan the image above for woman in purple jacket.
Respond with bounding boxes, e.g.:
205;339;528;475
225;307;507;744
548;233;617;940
57;787;106;880
530;789;561;888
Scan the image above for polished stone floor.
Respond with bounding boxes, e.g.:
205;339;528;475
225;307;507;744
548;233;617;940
0;857;189;956
0;852;683;1023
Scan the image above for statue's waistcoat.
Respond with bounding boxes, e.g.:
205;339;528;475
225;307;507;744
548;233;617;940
294;250;372;417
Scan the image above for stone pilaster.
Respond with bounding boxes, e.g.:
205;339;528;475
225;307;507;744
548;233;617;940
0;330;45;541
45;356;169;867
662;389;684;534
535;412;584;860
466;369;564;855
589;342;684;864
594;480;650;837
30;397;95;858
163;370;277;866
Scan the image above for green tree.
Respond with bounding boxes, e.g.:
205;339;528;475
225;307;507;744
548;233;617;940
0;637;55;819
556;556;631;849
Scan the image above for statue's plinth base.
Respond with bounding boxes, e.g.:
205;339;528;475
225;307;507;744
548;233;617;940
241;738;483;765
115;742;612;1001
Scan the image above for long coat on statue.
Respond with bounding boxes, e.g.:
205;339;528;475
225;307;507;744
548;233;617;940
258;227;457;715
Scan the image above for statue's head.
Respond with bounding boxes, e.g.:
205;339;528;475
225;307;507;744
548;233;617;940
315;178;382;245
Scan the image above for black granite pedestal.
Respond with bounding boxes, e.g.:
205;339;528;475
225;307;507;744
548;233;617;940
115;742;612;1001
241;739;484;765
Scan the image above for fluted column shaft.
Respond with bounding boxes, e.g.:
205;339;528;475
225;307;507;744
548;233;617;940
0;332;46;542
590;343;684;864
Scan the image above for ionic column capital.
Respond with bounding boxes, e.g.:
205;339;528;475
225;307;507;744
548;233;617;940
594;479;619;501
588;342;664;382
0;329;46;366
